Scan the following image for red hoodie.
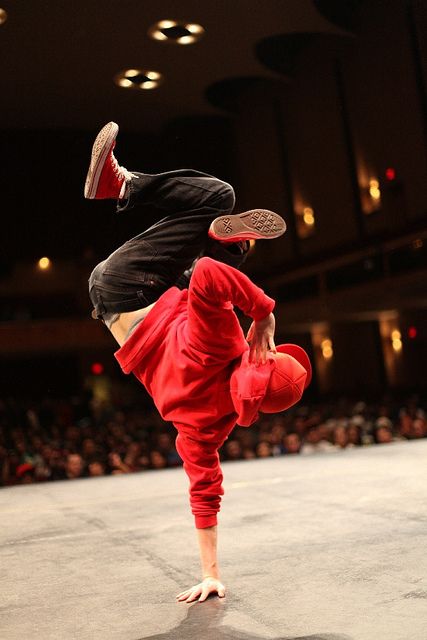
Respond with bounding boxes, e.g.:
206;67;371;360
115;257;275;528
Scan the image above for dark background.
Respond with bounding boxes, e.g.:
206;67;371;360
1;0;427;398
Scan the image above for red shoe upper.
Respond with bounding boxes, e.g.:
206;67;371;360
94;142;126;199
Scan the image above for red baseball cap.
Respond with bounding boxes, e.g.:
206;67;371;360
259;344;312;414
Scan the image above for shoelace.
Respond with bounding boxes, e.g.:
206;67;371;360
111;153;133;182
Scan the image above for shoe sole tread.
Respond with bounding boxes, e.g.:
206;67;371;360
209;210;286;241
84;121;119;199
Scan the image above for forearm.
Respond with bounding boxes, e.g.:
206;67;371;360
197;525;220;579
190;257;275;321
176;524;225;602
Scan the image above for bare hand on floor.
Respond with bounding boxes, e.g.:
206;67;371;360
176;577;226;603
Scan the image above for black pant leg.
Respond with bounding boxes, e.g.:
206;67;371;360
89;170;237;318
117;169;235;218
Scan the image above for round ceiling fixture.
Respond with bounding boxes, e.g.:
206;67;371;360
0;8;8;25
114;69;163;91
148;20;204;45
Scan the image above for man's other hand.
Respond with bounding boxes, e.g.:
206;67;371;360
176;577;226;603
246;312;277;364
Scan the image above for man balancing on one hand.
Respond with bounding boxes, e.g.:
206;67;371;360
85;122;312;604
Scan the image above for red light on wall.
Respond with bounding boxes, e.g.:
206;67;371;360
385;167;396;181
91;362;104;375
408;327;417;339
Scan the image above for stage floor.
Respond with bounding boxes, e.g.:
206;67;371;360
1;439;427;640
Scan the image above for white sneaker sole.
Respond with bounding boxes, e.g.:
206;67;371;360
84;121;119;199
209;209;286;242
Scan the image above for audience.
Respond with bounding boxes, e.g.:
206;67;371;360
0;393;425;487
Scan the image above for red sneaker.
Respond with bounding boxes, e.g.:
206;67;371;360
208;209;286;242
84;122;133;199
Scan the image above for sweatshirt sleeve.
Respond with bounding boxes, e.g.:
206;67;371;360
186;257;275;360
175;432;224;529
189;256;275;321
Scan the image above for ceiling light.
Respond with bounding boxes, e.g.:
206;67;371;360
158;20;176;30
38;257;51;271
177;35;196;45
114;69;163;91
302;206;315;226
368;178;381;200
148;20;205;44
187;23;204;34
321;338;333;359
0;8;7;25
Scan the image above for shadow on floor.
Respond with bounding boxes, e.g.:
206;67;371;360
136;598;353;640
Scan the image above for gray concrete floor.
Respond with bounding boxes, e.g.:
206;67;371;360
1;439;427;640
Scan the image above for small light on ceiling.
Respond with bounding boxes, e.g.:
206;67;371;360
177;35;197;45
148;20;205;45
91;362;104;376
412;238;423;250
187;23;204;34
158;20;176;30
302;206;315;226
151;31;168;41
362;176;382;215
391;329;402;353
38;256;51;271
114;69;163;91
0;8;7;25
296;205;316;239
321;338;333;360
385;167;396;181
408;326;417;339
140;80;156;90
248;239;256;255
369;178;381;200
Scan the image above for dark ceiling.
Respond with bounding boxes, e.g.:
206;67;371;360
0;0;339;133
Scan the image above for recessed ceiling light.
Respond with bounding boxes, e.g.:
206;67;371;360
114;69;163;91
0;8;7;25
148;20;205;45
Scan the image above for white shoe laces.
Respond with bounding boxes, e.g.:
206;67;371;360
111;152;134;198
111;153;133;182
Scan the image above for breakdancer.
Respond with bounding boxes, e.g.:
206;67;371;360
85;122;311;603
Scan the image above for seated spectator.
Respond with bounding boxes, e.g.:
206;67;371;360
347;419;363;447
282;432;301;455
64;453;85;479
88;459;106;477
82;438;100;460
124;442;142;471
398;414;413;439
108;452;131;475
0;392;426;487
256;441;272;458
47;449;67;481
150;450;167;469
224;440;243;461
268;418;287;456
234;429;256;456
332;426;348;450
373;424;394;445
410;418;426;439
242;447;256;460
16;462;36;484
156;432;181;466
300;425;336;455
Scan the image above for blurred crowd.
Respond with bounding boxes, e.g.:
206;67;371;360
0;393;425;487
